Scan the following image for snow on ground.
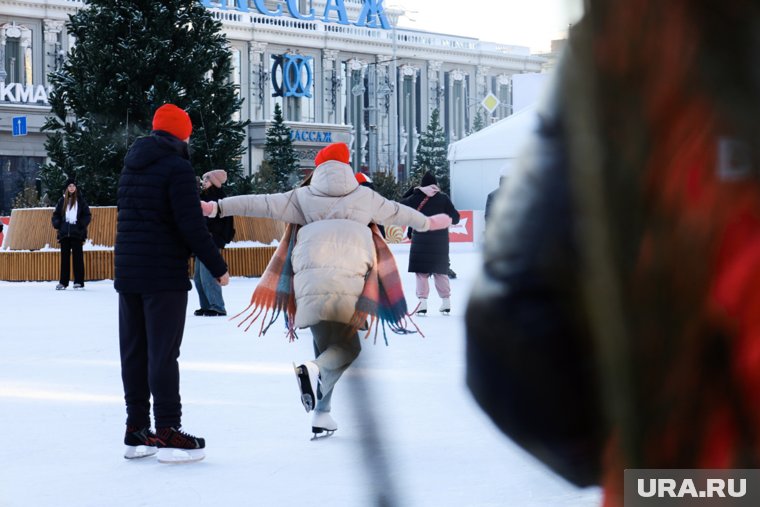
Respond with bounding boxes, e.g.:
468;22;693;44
0;243;602;506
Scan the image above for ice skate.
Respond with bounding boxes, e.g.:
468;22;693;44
123;426;158;459
294;361;320;413
439;297;451;315
415;298;428;316
155;426;205;464
73;283;84;290
311;410;337;439
55;283;66;290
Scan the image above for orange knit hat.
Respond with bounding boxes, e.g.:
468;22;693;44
152;104;193;141
314;143;350;167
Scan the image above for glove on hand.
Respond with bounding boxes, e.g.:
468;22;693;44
426;213;452;231
200;200;217;217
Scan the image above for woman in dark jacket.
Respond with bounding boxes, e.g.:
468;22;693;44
401;170;459;315
193;169;235;316
51;178;91;290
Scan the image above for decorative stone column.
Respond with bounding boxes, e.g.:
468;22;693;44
497;73;511;116
427;60;442;113
476;65;490;101
448;69;466;141
43;19;65;77
399;64;419;171
321;49;339;124
375;55;392;172
248;41;268;120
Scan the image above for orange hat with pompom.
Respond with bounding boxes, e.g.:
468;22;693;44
314;143;350;167
152;104;193;141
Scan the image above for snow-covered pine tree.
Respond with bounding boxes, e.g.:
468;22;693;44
372;170;402;202
471;109;485;133
40;0;250;205
259;103;299;192
410;108;450;194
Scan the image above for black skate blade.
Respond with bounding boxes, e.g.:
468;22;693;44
440;310;450;315
415;310;427;317
294;363;315;412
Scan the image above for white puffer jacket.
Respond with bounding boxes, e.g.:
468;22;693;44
217;160;430;328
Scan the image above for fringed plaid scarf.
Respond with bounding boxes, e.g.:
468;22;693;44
233;223;421;343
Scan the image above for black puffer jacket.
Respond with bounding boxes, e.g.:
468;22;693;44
401;187;459;274
52;193;91;241
115;132;227;293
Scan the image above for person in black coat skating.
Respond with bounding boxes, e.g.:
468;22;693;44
51;178;91;290
115;103;229;463
401;171;460;314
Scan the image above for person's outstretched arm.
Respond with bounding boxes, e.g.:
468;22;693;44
203;191;306;225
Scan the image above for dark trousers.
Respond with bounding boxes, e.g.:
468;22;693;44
119;291;188;429
59;237;84;286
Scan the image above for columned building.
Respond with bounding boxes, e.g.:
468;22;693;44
0;0;544;213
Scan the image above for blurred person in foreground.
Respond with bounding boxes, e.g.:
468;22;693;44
115;103;229;464
465;1;760;505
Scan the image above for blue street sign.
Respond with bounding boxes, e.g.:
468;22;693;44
12;116;27;136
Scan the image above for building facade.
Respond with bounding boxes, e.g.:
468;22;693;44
0;0;545;213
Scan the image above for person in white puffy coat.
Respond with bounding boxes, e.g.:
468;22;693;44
202;143;452;435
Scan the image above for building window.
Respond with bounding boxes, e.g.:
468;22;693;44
4;39;22;84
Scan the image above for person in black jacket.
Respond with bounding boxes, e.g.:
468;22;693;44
193;169;235;317
401;170;460;315
115;103;229;464
51;178;91;290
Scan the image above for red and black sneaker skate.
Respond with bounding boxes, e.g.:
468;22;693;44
124;426;158;459
155;426;205;464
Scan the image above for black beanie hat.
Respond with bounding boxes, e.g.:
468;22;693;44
420;171;437;187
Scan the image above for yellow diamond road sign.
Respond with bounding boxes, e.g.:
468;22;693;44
481;93;500;114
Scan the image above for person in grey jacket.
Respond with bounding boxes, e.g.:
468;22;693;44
202;142;452;437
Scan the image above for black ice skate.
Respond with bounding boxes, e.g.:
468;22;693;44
311;410;337;440
123;426;158;459
294;361;320;413
155;426;205;464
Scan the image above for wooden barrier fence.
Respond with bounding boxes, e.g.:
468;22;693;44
0;247;277;282
0;207;283;281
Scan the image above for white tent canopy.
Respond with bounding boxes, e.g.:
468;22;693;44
447;104;539;211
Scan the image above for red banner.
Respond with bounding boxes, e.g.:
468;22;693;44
0;216;8;246
384;210;474;244
448;210;473;243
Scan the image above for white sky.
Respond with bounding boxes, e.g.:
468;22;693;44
393;0;585;52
